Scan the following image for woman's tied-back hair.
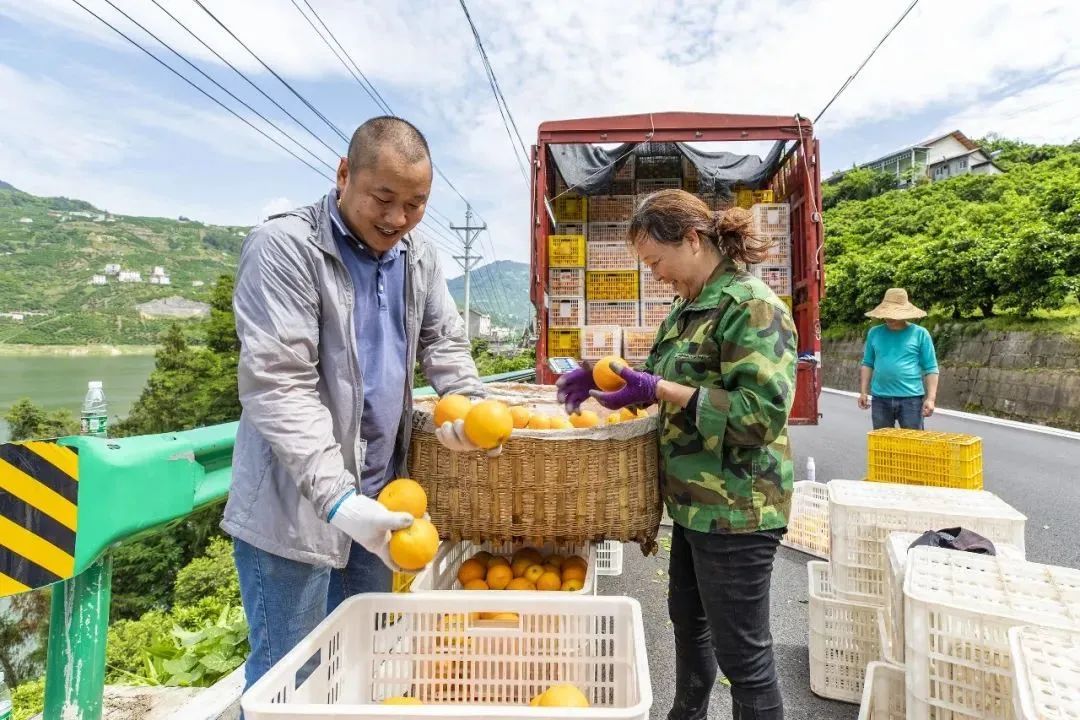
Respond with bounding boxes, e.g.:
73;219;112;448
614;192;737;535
627;189;772;265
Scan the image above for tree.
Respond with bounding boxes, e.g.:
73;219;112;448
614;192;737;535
821;168;900;209
0;588;50;686
4;399;79;441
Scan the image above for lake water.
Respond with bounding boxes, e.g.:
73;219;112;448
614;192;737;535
0;354;157;441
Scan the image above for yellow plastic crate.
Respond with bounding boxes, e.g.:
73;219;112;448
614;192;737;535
586;270;639;300
778;294;793;313
736;189;754;208
752;189;775;204
553;194;587;223
391;571;415;593
548;234;586;267
547;327;581;356
867;429;983;490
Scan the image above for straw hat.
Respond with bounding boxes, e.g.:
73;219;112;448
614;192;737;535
865;288;926;320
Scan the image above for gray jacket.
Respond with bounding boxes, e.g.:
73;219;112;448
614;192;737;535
222;194;484;568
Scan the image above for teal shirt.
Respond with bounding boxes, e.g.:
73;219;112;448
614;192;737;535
861;323;938;398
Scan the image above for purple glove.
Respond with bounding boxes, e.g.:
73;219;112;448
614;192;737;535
590;362;661;410
555;364;596;414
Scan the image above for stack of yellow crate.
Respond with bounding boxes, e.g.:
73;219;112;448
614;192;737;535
546;188;588;359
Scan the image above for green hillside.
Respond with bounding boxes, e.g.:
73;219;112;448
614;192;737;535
446;259;531;329
0;185;247;345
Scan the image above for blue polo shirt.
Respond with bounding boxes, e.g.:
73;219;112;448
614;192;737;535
861;323;939;398
327;190;408;496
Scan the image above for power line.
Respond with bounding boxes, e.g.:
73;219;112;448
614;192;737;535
100;0;336;174
457;0;530;185
69;0;333;183
814;0;921;124
288;0;494;227
149;0;341;159
191;0;349;143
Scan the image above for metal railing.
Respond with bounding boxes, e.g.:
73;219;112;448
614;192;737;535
38;368;535;720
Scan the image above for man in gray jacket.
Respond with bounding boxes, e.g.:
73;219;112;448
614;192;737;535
223;116;487;694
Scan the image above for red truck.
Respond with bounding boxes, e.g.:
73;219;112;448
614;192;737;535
529;112;823;424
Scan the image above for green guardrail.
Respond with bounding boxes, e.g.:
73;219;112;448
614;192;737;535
5;368;534;720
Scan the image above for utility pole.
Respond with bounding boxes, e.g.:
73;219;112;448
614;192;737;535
451;205;486;340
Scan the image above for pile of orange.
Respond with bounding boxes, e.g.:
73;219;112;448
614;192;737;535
434;394;514;449
456;546;588;592
377;478;439;571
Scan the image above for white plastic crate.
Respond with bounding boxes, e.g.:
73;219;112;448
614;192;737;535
635;178;680;194
1009;625;1080;720
858;662;906;720
759;235;792;266
781;480;830;559
828;479;1027;605
589;196;635;223
586;300;639;326
639;268;673;300
750;265;792;295
411;539;598;595
586;240;637;271
883;531;1024;666
904;548;1080;720
752;203;790;234
622;326;656;363
808;561;883;703
587;221;630;245
595;540;624;576
640;299;673;328
581;325;623;361
546;296;584;328
547;267;584;297
242;593;652;719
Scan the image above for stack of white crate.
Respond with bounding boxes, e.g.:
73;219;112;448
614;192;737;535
749;203;792;308
809;480;1027;705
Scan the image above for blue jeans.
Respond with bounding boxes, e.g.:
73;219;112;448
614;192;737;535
233;538;391;707
872;395;925;430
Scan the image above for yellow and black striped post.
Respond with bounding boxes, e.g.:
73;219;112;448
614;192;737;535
0;440;79;598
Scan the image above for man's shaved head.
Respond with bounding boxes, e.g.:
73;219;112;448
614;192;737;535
347;116;431;172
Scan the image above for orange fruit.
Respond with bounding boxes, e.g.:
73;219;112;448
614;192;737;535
433;394;472;427
606;413;622;424
472;550;494;566
376;478;427;518
488;556;510;568
562;565;586;583
539;685;589;707
512;547;542;564
536;571;562;591
563;555;588;571
506;577;536;591
568;410;600;428
463;578;489;590
523;564;545;584
549;416;572;430
511;557;533;578
509;406;532;429
526;414;551;430
593;356;627;392
486;563;513;590
463;399;513;449
479;611;519;621
619;407;638;421
457;558;487;585
382;696;422;705
542;563;560;575
561;578;584;592
388;517;439;571
543;554;565;569
530;693;544;706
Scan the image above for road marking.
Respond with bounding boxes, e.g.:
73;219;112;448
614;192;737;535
823;388;1080;441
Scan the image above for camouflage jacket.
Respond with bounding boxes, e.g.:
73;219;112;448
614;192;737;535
644;260;797;534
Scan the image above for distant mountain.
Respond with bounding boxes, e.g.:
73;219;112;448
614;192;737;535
0;185;247;345
446;260;532;329
0;180;18;192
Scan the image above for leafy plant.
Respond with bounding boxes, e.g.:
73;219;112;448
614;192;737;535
143;604;248;687
173;537;239;608
12;677;45;720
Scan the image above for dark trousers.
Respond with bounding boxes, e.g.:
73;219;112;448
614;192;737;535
667;524;784;720
871;395;925;429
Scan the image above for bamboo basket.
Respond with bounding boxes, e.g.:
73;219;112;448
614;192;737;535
408;383;662;554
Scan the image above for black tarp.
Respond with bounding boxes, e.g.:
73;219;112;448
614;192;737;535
549;140;786;197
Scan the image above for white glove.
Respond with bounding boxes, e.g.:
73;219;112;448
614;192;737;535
328;490;414;571
435;418;504;457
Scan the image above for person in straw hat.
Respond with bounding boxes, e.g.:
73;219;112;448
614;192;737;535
859;288;939;429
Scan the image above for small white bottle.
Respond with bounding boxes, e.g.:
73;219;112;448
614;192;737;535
806;456;816;484
81;380;108;437
0;670;13;720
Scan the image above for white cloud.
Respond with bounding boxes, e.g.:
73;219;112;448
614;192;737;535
259;196;294;221
2;0;1077;271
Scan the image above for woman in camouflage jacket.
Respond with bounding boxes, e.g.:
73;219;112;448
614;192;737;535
558;189;796;720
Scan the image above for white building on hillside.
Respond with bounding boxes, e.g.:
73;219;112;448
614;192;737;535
460;308;492;338
104;263;121;275
835;130;1003;186
90;275;107;285
118;270;142;283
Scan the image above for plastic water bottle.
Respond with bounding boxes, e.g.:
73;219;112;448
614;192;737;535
81;380;108;438
806;456;816;484
0;670;12;720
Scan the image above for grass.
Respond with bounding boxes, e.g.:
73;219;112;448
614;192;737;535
0;343;157;356
822;301;1080;341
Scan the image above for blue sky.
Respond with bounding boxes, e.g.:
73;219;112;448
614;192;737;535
1;0;1077;276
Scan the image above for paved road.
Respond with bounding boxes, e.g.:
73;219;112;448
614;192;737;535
597;392;1080;719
